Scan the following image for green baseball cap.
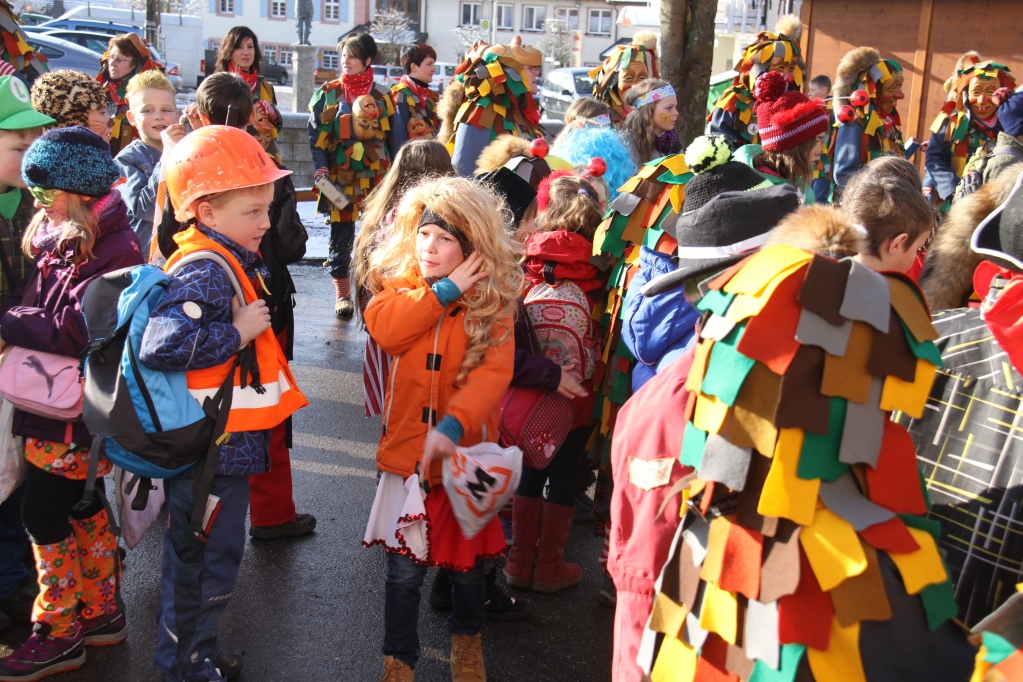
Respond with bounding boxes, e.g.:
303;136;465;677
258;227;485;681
0;76;55;130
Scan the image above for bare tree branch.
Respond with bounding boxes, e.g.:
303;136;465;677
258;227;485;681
535;19;573;69
371;6;412;65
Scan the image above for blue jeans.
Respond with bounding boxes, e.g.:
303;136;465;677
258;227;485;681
155;475;250;682
383;553;485;668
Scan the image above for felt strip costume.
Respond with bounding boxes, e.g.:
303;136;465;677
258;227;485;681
925;61;1015;204
707;15;804;149
308;74;395;222
228;62;283;163
589;35;659;127
0;0;45;84
637;245;977;681
589;153;693;533
388;74;439;156
449;38;544;177
821;48;906;198
96;34;163;157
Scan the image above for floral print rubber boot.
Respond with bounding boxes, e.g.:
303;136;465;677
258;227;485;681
73;511;125;646
0;538;86;680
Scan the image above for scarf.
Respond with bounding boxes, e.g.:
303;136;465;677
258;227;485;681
228;62;260;93
654;129;680;157
341;70;374;103
400;75;434;109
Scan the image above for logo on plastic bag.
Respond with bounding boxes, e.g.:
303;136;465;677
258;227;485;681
443;442;523;539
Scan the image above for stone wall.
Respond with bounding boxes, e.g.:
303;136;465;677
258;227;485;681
279;112;315;190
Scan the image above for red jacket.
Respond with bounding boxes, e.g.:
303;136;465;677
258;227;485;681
607;346;694;596
523;230;604;294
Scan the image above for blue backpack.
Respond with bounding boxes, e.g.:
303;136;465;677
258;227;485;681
81;251;247;540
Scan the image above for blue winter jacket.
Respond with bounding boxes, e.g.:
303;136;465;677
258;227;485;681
139;225;270;477
621;247;701;393
115;139;162;258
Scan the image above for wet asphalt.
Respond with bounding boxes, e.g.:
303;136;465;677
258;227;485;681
0;263;613;681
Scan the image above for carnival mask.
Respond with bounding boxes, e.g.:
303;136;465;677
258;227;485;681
767;54;800;85
352;95;380;140
618;58;648;95
968;76;999;120
877;73;905;114
407;115;432;140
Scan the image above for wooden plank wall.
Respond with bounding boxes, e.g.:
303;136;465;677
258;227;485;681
799;0;1023;166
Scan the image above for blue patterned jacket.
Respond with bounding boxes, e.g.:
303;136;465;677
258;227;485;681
139;224;270;477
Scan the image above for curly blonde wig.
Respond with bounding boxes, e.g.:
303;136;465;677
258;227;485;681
370;177;524;385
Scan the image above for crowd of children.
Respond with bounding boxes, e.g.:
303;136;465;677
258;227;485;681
0;12;1011;682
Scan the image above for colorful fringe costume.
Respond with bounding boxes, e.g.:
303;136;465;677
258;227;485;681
96;35;162;157
707;17;804;149
590;154;693;532
821;48;905;198
308;78;395;223
227;62;283;163
388;74;439;155
448;44;544;177
638;246;976;681
925;61;1015;204
589;40;659;127
0;0;46;84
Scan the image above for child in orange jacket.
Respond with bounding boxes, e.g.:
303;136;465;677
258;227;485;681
362;176;523;681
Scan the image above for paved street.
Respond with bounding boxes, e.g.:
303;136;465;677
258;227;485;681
0;263;613;681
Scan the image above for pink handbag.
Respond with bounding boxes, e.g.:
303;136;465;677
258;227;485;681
0;347;83;420
498;386;574;469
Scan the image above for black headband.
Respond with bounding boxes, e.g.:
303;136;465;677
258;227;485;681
419;208;471;254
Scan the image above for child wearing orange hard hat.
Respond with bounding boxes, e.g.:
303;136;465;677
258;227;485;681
138;125;308;682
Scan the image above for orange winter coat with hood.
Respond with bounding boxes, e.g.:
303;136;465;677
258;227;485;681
364;274;515;485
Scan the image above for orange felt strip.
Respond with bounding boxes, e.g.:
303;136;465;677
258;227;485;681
859;516;921;554
736;265;805;375
864;421;928;515
718;523;764;600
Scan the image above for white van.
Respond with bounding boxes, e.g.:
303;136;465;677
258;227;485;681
431;62;458;92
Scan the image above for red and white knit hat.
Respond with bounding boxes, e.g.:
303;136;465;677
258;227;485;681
753;71;828;152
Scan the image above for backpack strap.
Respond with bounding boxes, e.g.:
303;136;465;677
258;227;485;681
188;357;240;541
543;261;558;285
991;146;1023;161
166;250;248;303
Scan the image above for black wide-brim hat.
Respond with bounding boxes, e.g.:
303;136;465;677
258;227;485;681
973;169;1023;271
474;167;538;227
644;183;800;297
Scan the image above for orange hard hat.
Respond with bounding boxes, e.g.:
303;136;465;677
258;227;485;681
165;125;291;221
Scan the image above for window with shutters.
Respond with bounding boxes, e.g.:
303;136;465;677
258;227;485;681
323;0;340;21
217;0;234;15
270;0;286;18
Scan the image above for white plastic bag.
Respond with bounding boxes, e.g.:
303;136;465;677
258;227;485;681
0;398;24;504
442;442;523;539
114;467;165;550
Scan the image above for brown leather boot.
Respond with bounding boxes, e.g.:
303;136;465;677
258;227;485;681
502;495;542;588
381;655;415;681
450;633;485;681
531;501;582;593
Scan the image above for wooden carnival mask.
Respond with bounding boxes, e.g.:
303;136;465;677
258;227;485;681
876;73;905;114
407;115;432;140
968;76;999;120
619;58;649;95
353;95;380;140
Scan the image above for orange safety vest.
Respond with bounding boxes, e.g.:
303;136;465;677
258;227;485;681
165;227;308;433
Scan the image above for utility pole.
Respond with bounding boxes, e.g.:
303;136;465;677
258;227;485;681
146;0;162;52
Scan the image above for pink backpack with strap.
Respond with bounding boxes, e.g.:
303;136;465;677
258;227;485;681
523;280;598;383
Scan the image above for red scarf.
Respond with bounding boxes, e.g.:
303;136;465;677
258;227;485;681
400;75;434;108
228;62;260;93
340;70;374;103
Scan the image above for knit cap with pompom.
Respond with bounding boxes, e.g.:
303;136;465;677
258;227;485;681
753;70;828;152
680;135;771;215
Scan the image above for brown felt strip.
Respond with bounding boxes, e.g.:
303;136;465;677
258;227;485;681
775;345;831;434
736;452;779;538
820;321;874;404
798;255;851;326
866;310;918;382
829;543;892;627
758;520;801;603
885;274;939;343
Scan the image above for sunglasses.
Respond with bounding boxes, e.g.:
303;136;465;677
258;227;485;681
28;186;61;207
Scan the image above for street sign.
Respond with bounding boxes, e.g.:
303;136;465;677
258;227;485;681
481;19;491;30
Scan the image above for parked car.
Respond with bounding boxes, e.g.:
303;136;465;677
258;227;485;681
314;67;335;84
430;61;457;92
262;55;288;86
39;29;182;90
36;18;141;37
372;65;403;89
539;67;595;121
24;33;101;76
18;12;50;26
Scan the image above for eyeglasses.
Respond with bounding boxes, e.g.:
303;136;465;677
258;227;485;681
28;186;61;207
108;54;133;66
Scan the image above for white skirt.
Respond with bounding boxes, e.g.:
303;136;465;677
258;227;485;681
363;471;429;563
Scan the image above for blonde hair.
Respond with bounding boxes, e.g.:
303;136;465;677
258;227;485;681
621;78;669;165
22;193;99;265
536;175;602;240
369;177;523;385
564;97;610;128
126;70;175;108
352;139;455;303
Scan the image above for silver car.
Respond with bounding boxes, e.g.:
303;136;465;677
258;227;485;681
24;33;102;77
40;29;182;91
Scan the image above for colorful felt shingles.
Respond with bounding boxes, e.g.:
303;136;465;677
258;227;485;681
732;362;781;457
888;526;948;595
799;506;868;591
879;357;937;418
736;265;805;375
837;377;885;467
805;617;866;682
839;260;890;333
828;544;892;626
798;255;851;326
774;346;831;435
796;397;849;483
748;644;807;682
760;428;819;526
864;420;928;515
701;326;755;407
759;521;802;603
777;551;832;650
885;275;939;344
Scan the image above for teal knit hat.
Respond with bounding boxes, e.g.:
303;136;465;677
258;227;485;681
22;126;121;197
